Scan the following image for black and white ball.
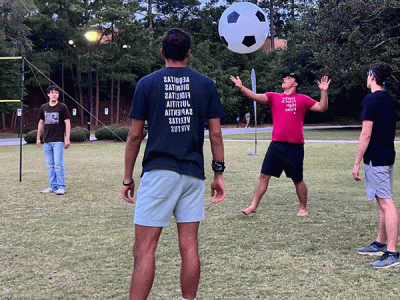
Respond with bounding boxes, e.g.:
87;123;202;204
218;2;269;54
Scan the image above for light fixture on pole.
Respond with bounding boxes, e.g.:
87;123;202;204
84;30;99;132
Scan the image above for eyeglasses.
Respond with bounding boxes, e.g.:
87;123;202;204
368;70;378;78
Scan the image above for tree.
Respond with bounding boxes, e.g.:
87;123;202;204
311;0;400;118
0;0;36;129
0;0;35;55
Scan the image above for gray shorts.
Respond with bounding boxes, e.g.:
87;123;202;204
134;170;205;227
364;163;394;201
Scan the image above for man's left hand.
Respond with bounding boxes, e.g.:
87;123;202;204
318;76;331;91
64;138;70;149
211;176;226;204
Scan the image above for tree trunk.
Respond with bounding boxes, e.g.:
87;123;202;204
1;113;6;129
291;0;295;19
110;79;114;124
116;80;120;125
95;66;99;126
71;64;79;125
11;112;16;130
61;60;65;103
76;56;84;125
269;1;275;50
148;0;153;31
84;0;89;23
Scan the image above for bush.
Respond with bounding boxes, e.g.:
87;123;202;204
113;126;130;141
95;126;117;140
24;130;42;144
70;128;86;142
94;126;147;141
71;126;90;140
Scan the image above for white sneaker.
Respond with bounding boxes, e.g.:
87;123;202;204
41;188;56;193
56;189;66;195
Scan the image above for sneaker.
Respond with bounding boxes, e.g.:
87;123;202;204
371;252;400;268
41;188;56;194
357;241;386;256
56;189;66;195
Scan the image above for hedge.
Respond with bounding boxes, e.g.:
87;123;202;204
94;126;117;140
71;126;90;140
113;126;130;141
24;130;41;144
70;128;86;142
94;126;148;141
24;128;87;143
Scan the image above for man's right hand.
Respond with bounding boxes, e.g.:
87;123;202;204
230;76;243;89
121;181;135;204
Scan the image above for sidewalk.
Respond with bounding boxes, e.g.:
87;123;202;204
0;125;362;147
0;134;97;147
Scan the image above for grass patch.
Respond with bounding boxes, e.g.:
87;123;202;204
225;129;363;141
1;140;400;299
225;128;400;141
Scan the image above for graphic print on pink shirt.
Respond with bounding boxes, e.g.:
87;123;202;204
266;92;316;144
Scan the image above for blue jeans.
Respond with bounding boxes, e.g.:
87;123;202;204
43;142;66;190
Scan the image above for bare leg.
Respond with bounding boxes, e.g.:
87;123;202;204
376;201;387;246
177;222;200;300
294;181;308;216
377;198;399;252
242;174;271;215
129;225;163;300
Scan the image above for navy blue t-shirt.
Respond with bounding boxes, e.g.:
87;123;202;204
130;67;225;179
361;91;396;166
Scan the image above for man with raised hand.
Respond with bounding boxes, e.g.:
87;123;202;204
231;72;330;216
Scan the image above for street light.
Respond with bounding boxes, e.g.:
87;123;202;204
84;30;99;132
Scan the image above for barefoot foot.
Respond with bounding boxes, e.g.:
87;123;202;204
297;209;308;216
241;207;257;215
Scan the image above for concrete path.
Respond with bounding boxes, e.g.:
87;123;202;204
0;125;363;147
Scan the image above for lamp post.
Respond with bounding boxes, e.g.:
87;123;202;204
84;30;99;132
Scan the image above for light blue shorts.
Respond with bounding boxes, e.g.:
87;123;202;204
364;163;394;201
134;170;205;227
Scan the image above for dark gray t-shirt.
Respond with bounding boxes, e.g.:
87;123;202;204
38;102;70;143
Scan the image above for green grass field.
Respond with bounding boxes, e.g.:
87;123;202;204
1;135;400;299
225;128;363;141
225;128;400;141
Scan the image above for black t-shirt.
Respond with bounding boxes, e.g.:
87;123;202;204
37;102;71;143
130;67;225;179
361;91;396;166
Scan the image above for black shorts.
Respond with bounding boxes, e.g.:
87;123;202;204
261;141;304;182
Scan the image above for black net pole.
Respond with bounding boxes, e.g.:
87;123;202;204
19;58;25;182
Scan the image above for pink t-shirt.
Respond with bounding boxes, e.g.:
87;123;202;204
265;92;316;144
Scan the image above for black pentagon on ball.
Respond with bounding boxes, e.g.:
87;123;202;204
242;36;256;47
227;11;240;23
220;36;228;47
256;10;266;22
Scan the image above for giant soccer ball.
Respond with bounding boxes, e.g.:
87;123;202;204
218;2;269;54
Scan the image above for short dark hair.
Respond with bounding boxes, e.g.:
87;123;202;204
283;72;301;87
162;28;191;61
369;63;392;86
46;85;61;94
